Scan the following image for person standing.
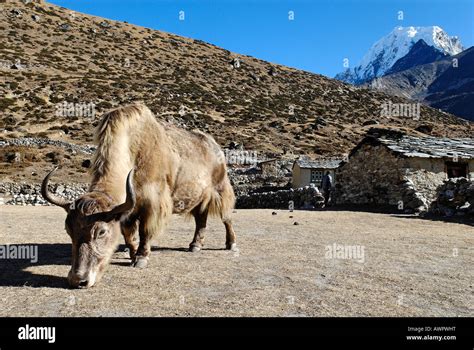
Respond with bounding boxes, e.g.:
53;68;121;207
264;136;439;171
321;171;333;207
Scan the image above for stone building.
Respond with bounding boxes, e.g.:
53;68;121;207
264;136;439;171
292;158;343;188
257;158;279;177
335;130;474;211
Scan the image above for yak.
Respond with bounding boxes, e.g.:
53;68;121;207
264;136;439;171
42;103;237;288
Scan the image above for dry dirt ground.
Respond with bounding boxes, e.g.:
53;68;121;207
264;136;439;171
0;206;472;317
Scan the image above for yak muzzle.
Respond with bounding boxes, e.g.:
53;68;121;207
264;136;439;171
67;269;97;289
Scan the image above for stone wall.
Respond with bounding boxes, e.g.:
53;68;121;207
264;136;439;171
0;159;293;206
228;160;292;197
0;182;87;206
1;180;323;210
236;186;325;209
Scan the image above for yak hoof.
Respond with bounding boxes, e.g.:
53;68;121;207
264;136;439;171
189;244;202;253
132;256;149;268
226;242;238;251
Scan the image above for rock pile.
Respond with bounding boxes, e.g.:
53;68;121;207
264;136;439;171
399;177;428;213
236;186;325;209
0;182;87;206
429;178;474;218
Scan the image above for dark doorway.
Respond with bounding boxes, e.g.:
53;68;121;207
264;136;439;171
445;161;468;178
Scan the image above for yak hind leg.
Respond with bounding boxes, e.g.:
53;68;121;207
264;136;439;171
189;206;208;253
223;218;237;251
220;179;237;251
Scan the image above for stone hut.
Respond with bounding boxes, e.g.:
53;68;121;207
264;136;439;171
292;158;343;188
335;130;474;211
257;158;279;177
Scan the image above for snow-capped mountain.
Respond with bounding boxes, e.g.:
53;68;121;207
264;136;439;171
335;26;463;84
384;39;448;75
362;46;474;121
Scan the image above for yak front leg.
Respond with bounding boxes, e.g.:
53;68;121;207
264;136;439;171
121;216;139;260
131;184;172;268
132;208;160;268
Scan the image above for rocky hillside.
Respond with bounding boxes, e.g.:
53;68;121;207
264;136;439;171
0;0;472;183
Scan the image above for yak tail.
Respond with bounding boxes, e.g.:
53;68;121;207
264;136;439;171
200;177;235;221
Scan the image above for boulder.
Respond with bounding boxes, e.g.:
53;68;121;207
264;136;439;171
58;23;70;31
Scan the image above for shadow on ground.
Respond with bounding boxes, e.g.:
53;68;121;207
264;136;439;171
0;243;70;288
109;245;227;267
151;246;227;252
389;213;473;227
312;205;473;226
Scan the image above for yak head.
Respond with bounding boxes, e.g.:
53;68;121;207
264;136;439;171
42;168;136;288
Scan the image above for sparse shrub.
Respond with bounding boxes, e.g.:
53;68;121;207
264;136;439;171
28;95;47;105
45;151;62;164
0;98;15;110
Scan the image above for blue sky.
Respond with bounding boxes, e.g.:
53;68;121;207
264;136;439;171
50;0;473;77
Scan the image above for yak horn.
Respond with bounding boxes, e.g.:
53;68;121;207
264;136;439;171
41;167;72;210
88;169;136;223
